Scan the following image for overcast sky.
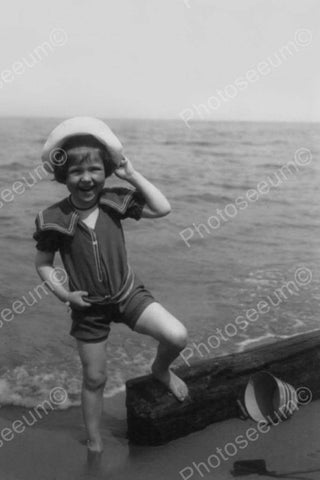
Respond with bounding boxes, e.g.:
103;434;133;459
0;0;318;121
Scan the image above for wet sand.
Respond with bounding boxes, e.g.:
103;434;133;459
0;392;319;480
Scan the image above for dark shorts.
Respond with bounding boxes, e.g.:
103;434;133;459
69;276;156;343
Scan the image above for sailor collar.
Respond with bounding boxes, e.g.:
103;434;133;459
35;187;136;235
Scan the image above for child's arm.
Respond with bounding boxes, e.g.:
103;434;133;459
34;250;91;309
114;157;171;218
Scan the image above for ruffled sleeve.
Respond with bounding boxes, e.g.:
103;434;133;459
123;189;146;220
33;215;62;252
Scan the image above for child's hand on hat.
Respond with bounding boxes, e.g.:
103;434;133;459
114;156;136;180
66;291;91;310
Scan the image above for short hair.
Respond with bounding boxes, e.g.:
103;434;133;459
52;134;115;184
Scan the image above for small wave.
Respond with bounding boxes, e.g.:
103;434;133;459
256;162;284;169
258;197;291;206
240;141;257;146
178;193;233;204
276;222;317;230
219;182;253;192
270;139;287;145
210;151;234;158
0;234;29;241
192;149;232;158
242;139;287;147
163;140;181;146
103;385;125;398
0;366;81;410
244;277;276;286
0;363;129;409
235;332;290;352
0;162;25;171
186;140;225;148
235;328;319;353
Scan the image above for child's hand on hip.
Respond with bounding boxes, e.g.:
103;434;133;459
114;156;136;180
67;291;91;310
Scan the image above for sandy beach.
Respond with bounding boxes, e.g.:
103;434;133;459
0;390;319;480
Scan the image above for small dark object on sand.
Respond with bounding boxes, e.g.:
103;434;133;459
231;459;271;476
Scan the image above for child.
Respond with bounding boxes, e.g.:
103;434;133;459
33;117;189;454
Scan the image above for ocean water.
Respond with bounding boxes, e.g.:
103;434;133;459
0;118;319;409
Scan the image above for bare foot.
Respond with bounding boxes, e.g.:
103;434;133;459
86;445;103;475
152;365;189;402
86;438;104;453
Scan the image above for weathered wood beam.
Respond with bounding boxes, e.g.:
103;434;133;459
125;330;320;445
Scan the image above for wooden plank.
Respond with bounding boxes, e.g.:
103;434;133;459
125;330;320;445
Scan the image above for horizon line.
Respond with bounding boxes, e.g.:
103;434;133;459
0;115;319;124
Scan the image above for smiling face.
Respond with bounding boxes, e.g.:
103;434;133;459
65;146;106;209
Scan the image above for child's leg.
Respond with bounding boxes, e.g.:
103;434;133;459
76;338;108;452
133;302;189;402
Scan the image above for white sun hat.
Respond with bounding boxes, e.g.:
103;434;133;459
41;116;123;172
